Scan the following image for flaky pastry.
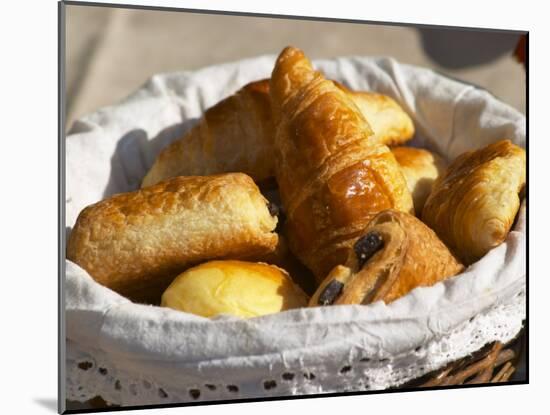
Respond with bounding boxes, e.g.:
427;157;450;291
67;173;278;303
309;209;464;306
422;139;526;265
391;146;447;215
270;46;414;282
142;79;414;187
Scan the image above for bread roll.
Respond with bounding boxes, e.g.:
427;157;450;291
67;173;278;303
161;260;309;318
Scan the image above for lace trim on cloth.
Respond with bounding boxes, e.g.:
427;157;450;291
67;289;525;406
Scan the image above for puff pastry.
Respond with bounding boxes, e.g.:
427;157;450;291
422;139;526;265
142;79;414;187
391;146;447;215
67;173;278;303
270;46;414;282
161;260;308;318
142;79;274;187
334;82;414;146
309;209;464;306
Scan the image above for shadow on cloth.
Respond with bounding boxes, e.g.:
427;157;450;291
102;118;198;198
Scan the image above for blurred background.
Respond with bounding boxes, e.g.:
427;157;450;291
65;5;526;130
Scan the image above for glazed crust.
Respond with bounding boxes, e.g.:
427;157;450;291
142;79;415;187
67;173;278;303
391;146;447;215
309;209;464;306
270;46;414;282
422;139;526;265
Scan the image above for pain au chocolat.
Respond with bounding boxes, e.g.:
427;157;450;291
310;209;464;306
67;173;278;303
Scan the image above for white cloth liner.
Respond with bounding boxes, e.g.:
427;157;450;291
65;55;526;405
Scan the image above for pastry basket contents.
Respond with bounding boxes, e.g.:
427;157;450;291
422;139;526;265
391;147;447;214
65;47;526;405
310;209;464;306
67;173;278;304
270;47;414;282
161;260;308;318
141;78;414;188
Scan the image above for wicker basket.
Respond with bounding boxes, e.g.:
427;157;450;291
403;331;525;388
64;55;526;411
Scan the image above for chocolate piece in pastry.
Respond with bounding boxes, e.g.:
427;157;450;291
270;46;414;282
142;79;415;187
309;209;464;306
161;260;309;318
67;173;278;303
391;146;447;215
422;139;526;265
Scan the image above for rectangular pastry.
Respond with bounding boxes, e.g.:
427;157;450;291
67;173;279;303
310;209;464;306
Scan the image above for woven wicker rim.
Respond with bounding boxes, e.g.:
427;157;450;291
403;329;525;388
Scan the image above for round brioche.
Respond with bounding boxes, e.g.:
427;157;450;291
161;260;309;318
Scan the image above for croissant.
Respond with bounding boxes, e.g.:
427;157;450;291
142;79;414;187
391;146;447;215
334;82;414;146
142;80;274;188
422;139;526;265
270;46;414;282
309;209;464;306
67;173;278;303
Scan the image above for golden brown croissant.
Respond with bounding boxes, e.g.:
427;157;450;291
142;79;414;187
270;46;414;282
309;209;464;306
391;146;447;215
142;80;274;187
67;173;278;303
422;139;526;265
